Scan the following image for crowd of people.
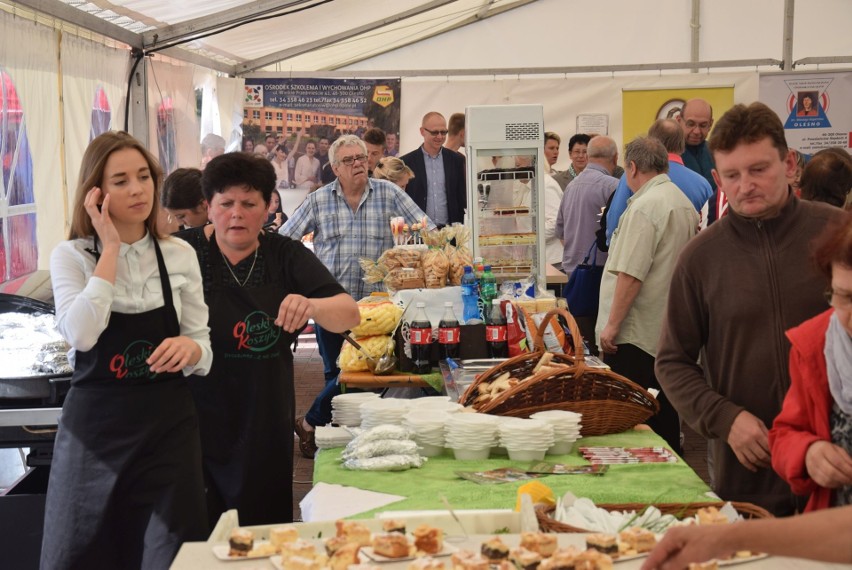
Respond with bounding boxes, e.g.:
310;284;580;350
40;98;852;569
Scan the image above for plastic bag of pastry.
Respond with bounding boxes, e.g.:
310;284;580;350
351;299;404;338
342;453;426;471
348;424;413;446
383;267;426;293
338;334;394;372
521;307;569;354
421;247;449;288
445;225;473;286
341;439;419;460
359;257;388;285
505;301;530;357
378;247;423;270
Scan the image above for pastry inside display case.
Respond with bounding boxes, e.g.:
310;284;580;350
475;160;538;279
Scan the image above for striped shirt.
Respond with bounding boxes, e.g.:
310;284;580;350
279;178;432;300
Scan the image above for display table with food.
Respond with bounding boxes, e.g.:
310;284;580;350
170;516;852;569
311;428;713;518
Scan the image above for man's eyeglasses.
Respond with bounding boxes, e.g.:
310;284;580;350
338;154;368;166
684;120;711;130
824;288;852;309
423;128;449;137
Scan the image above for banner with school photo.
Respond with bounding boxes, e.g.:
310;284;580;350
759;71;852;154
242;77;401;146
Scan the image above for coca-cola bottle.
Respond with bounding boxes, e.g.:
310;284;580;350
438;302;461;360
409;302;433;374
485;299;508;358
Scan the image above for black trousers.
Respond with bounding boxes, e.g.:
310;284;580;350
604;343;682;455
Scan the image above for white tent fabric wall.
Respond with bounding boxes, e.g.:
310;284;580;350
1;13;63;270
197;72;246;153
395;72;760;164
146;57;200;174
61;34;130;237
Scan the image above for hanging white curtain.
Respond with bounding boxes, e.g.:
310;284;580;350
196;71;244;153
146;58;200;173
61;34;131;229
0;12;62;272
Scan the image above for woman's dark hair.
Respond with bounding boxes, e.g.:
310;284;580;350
161;168;203;209
201;152;276;204
813;210;852;279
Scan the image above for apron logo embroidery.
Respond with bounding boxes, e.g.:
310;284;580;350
109;340;156;380
232;310;281;352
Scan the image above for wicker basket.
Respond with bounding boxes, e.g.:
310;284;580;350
536;501;773;533
459;307;659;436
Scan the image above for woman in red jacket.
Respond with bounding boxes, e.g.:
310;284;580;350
769;210;852;511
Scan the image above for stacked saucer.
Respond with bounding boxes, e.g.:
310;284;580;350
402;410;451;457
331;392;380;427
315;425;354;450
444;413;500;460
498;418;555;461
359;397;411;430
530;410;583;455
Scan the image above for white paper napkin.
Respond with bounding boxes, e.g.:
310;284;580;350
299;482;406;522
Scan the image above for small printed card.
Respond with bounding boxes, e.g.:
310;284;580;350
524;462;610;476
455;467;541;484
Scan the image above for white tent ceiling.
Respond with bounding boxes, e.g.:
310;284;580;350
8;0;849;77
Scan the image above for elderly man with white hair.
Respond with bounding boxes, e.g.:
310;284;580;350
280;134;432;457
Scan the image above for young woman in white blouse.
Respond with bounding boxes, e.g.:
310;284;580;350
42;131;212;569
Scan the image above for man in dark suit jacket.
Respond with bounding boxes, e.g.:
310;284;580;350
400;112;467;225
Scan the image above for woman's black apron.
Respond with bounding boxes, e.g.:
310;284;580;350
190;235;296;526
40;238;207;570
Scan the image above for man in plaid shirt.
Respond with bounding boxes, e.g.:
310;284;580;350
280;134;433;456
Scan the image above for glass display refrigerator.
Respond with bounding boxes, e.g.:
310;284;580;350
464;104;546;287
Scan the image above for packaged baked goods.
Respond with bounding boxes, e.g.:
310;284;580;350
445;225;473;286
351;299;403;338
422;247;450;288
341;454;425;471
338;334;394;372
379;247;423;270
384;267;426;293
341;439;419;461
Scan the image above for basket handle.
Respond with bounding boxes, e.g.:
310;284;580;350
532;306;585;363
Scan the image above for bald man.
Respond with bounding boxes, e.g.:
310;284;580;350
400;112;467;225
678;98;720;223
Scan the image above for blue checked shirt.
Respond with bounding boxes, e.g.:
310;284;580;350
279;178;433;300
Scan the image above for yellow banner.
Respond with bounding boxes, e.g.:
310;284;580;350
622;87;735;145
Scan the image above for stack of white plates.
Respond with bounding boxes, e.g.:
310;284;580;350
331;392;379;427
530;410;583;455
314;425;354;449
359;398;412;430
498;418;555;461
402;410;451;457
444;413;500;460
416;397;464;413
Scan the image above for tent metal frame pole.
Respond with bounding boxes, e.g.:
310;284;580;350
690;0;700;74
244;58;783;79
782;0;795;71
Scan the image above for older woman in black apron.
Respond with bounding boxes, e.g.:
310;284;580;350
178;152;359;526
43;132;212;569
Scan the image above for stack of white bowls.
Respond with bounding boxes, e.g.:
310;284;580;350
498;418;555;461
530;410;583;455
314;425;355;449
402;410;451;457
359;397;411;430
331;392;379;427
444;413;500;460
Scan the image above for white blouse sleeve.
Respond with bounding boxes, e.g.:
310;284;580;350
166;238;213;376
49;240;114;352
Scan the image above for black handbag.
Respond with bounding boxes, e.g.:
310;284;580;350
562;241;604;317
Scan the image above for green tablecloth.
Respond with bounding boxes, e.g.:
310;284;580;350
313;430;712;518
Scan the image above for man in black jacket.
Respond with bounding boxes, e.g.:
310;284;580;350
400;112;466;226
